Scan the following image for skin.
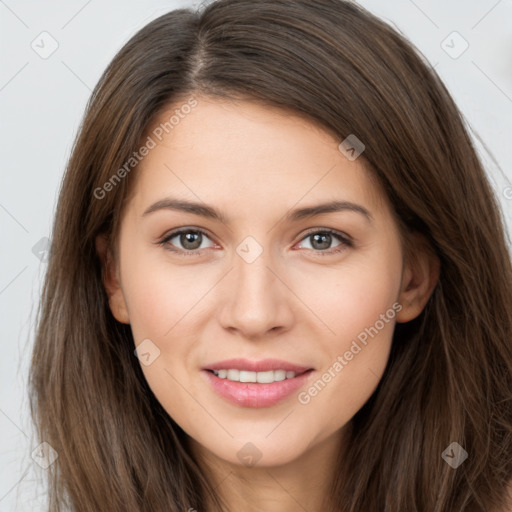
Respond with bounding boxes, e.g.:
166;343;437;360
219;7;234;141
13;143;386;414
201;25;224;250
97;95;440;511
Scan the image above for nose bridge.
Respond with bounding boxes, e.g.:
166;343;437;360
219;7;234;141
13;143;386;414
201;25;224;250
235;244;272;297
220;235;292;336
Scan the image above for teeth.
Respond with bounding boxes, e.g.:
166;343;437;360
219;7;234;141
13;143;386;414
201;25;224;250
240;370;256;382
227;369;239;381
212;369;298;383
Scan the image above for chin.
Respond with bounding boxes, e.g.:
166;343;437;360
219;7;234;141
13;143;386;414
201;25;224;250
197;432;316;469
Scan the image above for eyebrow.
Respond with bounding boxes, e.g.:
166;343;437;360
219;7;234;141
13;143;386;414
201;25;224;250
142;198;373;224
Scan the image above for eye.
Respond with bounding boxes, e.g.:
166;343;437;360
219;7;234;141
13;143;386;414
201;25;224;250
157;227;353;257
157;227;216;255
294;228;353;256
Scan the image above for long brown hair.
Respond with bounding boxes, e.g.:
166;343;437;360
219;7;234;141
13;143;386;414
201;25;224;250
29;0;512;510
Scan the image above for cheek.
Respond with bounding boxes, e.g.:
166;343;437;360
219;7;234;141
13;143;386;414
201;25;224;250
294;244;402;349
119;251;200;421
293;244;401;422
119;245;207;342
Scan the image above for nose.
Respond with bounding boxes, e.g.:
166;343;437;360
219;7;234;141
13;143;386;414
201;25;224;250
218;246;295;340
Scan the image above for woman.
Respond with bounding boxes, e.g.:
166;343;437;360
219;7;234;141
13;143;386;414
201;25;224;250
30;0;512;510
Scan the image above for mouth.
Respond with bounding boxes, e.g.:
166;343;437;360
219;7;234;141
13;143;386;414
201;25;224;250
201;358;315;408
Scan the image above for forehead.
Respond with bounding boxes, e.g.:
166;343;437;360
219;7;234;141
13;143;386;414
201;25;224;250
128;95;387;220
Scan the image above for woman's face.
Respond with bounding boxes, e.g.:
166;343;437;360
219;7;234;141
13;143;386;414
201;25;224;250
106;95;410;468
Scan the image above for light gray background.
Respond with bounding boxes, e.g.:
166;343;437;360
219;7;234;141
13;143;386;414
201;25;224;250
1;0;511;510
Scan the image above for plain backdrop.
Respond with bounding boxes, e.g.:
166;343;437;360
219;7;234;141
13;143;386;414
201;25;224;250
1;0;511;510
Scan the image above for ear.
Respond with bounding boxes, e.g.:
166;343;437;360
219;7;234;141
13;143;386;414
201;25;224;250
396;233;440;323
95;234;130;324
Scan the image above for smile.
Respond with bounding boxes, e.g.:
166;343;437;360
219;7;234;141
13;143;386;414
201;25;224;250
202;358;314;408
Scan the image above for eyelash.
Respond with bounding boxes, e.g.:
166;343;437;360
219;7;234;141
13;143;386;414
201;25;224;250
156;227;353;257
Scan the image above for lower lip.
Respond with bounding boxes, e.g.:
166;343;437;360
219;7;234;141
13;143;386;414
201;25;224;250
202;369;314;408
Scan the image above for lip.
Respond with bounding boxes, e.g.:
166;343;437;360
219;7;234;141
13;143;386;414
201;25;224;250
202;369;314;408
202;358;312;373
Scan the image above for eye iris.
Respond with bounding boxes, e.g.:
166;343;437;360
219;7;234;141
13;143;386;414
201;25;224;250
311;233;331;250
181;231;202;250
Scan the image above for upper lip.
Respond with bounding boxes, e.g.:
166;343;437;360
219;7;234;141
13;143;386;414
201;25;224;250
203;358;313;373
